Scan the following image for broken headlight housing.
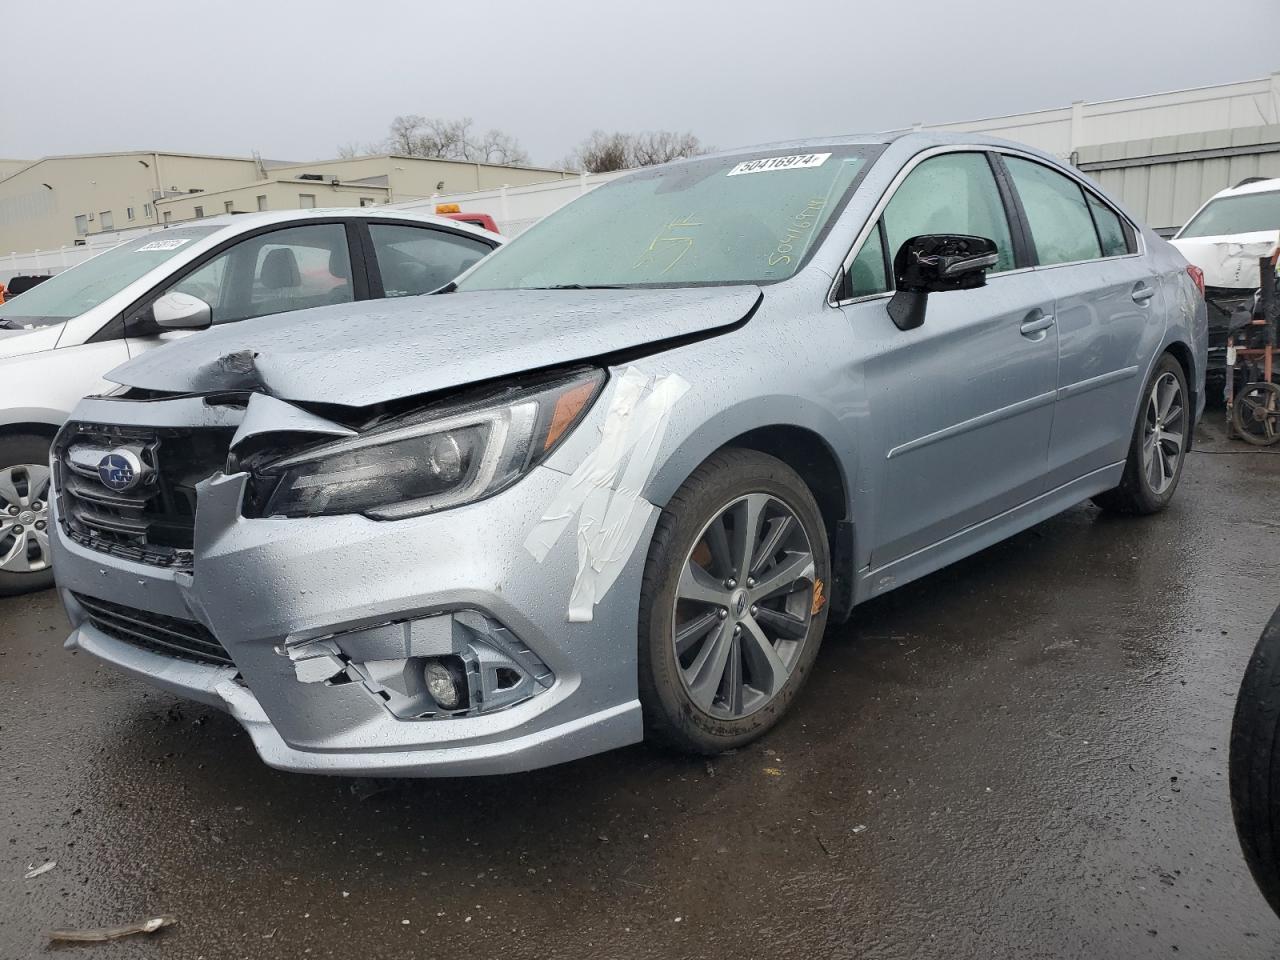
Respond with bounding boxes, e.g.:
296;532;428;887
247;369;604;519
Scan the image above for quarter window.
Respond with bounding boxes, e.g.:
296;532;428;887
883;152;1016;273
1004;157;1101;266
1087;194;1130;257
847;222;888;298
368;223;494;297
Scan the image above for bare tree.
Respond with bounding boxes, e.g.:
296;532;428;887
335;141;363;160
368;115;530;166
473;128;530;166
569;130;709;173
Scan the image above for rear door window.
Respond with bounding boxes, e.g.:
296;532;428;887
244;224;353;319
368;224;494;297
883;152;1016;273
1004;157;1102;266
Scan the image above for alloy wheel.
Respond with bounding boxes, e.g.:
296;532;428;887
0;464;52;575
671;493;817;720
1142;371;1185;495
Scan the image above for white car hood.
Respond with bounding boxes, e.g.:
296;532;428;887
1170;230;1279;290
0;323;64;359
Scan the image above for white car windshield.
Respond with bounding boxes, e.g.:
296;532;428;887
1178;190;1280;239
455;145;883;291
0;227;219;327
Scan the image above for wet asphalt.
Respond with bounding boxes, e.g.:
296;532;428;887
3;418;1280;960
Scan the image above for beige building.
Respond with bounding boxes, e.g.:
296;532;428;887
0;151;572;253
152;155;574;225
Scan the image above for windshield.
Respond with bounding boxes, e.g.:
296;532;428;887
0;227;220;327
455;145;882;291
1178;191;1280;239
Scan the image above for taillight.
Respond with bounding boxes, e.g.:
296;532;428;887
1186;264;1205;297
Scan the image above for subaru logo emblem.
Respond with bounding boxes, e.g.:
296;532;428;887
97;449;143;492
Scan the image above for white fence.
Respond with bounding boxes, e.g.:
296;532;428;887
1;224;166;285
388;170;625;236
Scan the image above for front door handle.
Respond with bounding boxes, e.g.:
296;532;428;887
1020;312;1055;338
1132;283;1156;304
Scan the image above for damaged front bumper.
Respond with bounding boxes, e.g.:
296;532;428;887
52;394;651;777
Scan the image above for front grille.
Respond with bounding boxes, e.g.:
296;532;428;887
54;424;233;568
74;592;233;666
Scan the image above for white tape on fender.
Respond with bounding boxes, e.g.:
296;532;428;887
524;368;690;622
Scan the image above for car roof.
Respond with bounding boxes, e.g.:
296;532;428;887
1203;177;1280;201
188;207;502;244
654;129;1061;171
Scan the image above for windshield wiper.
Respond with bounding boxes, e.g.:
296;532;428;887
531;284;627;290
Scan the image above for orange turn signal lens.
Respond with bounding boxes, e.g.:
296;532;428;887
435;203;461;214
543;380;599;452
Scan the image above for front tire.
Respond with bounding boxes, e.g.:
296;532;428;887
637;449;831;755
1093;353;1189;515
1230;604;1280;917
0;433;55;597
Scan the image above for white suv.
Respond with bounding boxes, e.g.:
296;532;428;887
1171;178;1280;387
0;208;501;594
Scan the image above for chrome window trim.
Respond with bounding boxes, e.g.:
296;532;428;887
827;143;1145;307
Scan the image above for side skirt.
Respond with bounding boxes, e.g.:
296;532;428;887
853;461;1124;604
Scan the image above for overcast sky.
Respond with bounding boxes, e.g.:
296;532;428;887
4;0;1279;166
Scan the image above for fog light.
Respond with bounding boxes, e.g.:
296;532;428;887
423;658;464;710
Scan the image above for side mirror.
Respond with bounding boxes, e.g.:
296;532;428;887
886;234;999;332
152;291;212;331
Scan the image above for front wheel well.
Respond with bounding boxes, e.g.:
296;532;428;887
718;425;854;622
0;422;60;444
724;425;848;537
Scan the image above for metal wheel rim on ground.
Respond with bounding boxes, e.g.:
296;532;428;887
0;463;52;575
671;492;817;720
1142;372;1186;495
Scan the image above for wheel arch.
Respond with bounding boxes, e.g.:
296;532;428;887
1163;339;1197;418
0;419;62;444
645;402;858;622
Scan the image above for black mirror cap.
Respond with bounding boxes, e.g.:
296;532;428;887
894;234;999;294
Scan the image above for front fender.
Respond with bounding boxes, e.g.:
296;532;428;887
643;392;854;509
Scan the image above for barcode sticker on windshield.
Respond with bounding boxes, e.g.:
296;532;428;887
137;238;192;252
727;153;831;176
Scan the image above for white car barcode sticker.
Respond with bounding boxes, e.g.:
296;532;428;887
727;153;831;176
137;238;192;252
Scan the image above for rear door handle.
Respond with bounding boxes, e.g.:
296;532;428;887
1132;283;1156;303
1020;313;1055;338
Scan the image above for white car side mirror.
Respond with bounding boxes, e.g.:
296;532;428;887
153;291;212;330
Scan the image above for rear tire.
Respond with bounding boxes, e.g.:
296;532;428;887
1230;604;1280;917
637;448;831;755
1092;353;1189;515
0;433;55;597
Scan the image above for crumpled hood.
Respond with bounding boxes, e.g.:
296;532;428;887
107;286;761;407
0;322;64;359
1171;231;1279;290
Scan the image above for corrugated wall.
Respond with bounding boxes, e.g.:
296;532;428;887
1076;125;1280;234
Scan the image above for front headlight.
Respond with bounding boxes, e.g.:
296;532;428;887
248;368;604;519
